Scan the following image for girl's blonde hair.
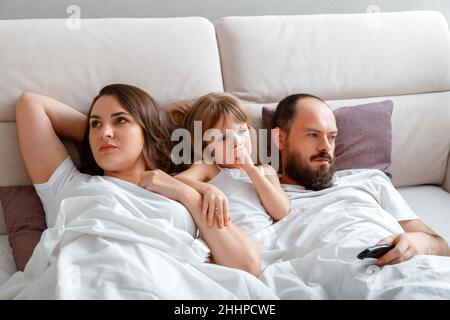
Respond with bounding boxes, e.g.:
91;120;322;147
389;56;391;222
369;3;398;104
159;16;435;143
166;92;254;168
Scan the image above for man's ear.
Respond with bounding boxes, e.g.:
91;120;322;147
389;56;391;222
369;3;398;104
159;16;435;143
271;127;287;151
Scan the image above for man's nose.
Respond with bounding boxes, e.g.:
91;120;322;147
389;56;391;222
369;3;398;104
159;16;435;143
317;135;331;152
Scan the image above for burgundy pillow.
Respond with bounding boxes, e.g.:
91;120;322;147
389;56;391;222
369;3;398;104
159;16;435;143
0;186;47;271
262;100;393;177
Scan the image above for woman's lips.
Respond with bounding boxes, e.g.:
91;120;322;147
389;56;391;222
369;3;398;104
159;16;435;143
99;146;118;152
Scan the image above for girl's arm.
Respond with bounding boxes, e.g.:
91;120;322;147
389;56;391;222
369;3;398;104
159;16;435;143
243;164;291;221
175;163;213;194
16;92;87;184
176;164;230;227
138;170;262;276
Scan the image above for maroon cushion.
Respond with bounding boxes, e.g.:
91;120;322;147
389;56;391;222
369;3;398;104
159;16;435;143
262;100;393;177
0;186;47;271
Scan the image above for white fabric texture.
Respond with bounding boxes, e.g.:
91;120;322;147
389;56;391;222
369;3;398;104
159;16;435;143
33;157;198;237
252;169;450;299
0;236;16;287
208;167;273;235
0;159;277;299
215;11;450;103
2;169;450;299
0;195;277;299
283;169;419;222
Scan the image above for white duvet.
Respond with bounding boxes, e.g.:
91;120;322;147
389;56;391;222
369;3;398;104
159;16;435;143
0;195;277;299
1;170;449;299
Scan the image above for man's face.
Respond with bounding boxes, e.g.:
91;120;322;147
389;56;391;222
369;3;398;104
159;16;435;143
279;98;338;190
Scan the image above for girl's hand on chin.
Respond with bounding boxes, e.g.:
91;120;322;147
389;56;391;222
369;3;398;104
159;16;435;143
235;145;254;172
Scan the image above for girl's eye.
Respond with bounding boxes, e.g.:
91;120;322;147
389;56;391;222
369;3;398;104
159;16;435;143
238;128;248;134
116;117;128;124
90;121;100;128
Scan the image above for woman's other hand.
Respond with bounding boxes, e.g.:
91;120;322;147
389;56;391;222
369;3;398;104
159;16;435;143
201;185;230;229
138;170;184;201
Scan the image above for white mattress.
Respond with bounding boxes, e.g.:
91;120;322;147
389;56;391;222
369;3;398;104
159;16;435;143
0;235;16;287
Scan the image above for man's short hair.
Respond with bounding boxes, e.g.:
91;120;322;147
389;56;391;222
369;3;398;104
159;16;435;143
272;93;327;133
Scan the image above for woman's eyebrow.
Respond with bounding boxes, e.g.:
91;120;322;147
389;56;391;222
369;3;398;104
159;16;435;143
89;112;130;119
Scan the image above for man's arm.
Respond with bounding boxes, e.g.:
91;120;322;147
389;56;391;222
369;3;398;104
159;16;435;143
377;219;450;266
399;219;450;255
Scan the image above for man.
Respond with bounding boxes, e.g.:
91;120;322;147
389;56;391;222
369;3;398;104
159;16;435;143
271;93;450;267
251;93;450;299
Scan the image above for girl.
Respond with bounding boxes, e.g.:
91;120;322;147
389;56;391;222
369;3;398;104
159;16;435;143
167;92;290;234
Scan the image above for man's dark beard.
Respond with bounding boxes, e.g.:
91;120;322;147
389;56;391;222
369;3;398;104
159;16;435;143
284;148;336;191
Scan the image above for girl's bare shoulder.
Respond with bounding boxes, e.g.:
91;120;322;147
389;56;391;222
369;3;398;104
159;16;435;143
257;164;278;176
189;161;220;180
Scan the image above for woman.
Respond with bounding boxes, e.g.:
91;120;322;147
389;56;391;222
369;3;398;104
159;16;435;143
16;83;261;276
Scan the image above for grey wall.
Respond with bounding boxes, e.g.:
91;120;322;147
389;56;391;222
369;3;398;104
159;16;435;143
1;0;450;25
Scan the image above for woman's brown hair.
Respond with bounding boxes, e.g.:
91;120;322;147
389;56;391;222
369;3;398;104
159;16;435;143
80;84;176;175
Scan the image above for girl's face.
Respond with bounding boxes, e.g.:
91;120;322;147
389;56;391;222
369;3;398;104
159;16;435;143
210;118;252;169
88;95;146;173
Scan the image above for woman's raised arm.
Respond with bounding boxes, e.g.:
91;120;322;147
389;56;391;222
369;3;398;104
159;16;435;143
16;92;87;184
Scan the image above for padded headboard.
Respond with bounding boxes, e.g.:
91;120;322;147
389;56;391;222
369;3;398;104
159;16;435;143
215;11;450;102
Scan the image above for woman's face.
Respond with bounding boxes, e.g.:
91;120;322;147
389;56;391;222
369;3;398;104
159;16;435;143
88;95;145;173
210;118;252;168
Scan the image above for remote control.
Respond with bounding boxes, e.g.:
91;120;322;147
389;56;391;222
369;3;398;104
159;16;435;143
357;244;395;260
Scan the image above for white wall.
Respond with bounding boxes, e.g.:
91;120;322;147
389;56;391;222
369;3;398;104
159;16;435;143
0;0;449;25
